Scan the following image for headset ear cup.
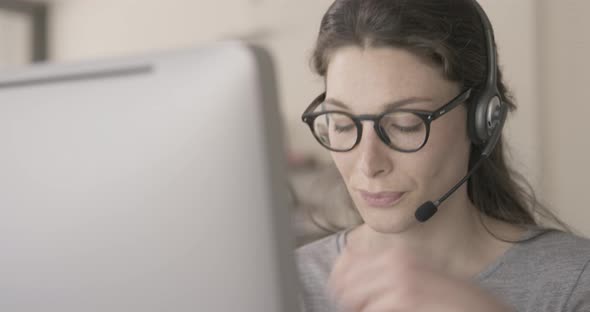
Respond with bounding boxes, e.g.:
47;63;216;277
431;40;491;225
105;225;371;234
467;98;479;144
468;96;489;145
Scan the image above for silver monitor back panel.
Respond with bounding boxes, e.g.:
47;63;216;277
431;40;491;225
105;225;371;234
0;43;298;312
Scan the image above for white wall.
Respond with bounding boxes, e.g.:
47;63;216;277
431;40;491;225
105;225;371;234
46;0;589;235
0;10;31;68
50;0;256;59
538;0;590;235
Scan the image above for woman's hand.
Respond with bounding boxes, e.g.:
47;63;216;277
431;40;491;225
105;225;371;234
328;246;513;312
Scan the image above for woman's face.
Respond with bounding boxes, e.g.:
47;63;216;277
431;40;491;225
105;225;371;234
325;46;472;233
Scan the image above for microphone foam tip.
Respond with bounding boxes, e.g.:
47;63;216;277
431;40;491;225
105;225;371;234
415;202;438;222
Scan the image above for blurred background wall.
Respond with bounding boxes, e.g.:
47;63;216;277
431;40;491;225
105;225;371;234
537;1;590;236
1;0;589;237
0;3;32;67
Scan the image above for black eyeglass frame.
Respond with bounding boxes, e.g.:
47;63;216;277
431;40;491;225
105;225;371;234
301;88;472;153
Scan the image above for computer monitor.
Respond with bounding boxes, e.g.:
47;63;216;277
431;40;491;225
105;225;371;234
0;42;299;311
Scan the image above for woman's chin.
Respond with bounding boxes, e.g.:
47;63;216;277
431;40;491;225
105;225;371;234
356;204;419;234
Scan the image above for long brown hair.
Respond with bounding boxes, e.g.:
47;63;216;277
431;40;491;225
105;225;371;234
306;0;566;236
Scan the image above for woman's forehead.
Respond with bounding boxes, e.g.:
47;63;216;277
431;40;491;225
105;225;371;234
324;46;459;112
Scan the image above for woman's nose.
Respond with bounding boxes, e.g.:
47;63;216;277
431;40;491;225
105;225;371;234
357;123;394;178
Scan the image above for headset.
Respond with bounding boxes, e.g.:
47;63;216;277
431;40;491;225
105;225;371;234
414;0;508;222
468;0;507;151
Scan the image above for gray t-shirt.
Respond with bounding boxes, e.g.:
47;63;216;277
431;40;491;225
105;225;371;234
296;228;590;312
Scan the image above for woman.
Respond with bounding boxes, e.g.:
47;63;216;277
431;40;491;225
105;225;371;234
296;0;590;311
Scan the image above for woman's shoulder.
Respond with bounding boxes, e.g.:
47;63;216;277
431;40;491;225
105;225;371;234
504;228;590;277
295;230;348;284
503;229;588;274
493;229;590;310
296;231;345;270
518;228;590;263
481;228;590;286
295;231;346;312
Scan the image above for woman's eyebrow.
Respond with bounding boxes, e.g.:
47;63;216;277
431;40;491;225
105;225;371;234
324;96;433;111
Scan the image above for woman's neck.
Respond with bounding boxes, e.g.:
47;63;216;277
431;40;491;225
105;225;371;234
345;195;527;279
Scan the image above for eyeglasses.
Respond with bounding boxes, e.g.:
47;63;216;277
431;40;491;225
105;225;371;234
301;89;472;153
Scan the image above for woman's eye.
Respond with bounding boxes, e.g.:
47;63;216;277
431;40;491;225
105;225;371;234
390;123;423;133
381;112;424;134
334;124;355;133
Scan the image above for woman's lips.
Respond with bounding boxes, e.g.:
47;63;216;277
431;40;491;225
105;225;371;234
358;190;405;208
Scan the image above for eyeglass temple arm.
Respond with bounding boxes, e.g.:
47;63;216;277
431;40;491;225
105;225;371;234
302;92;326;119
430;88;472;121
